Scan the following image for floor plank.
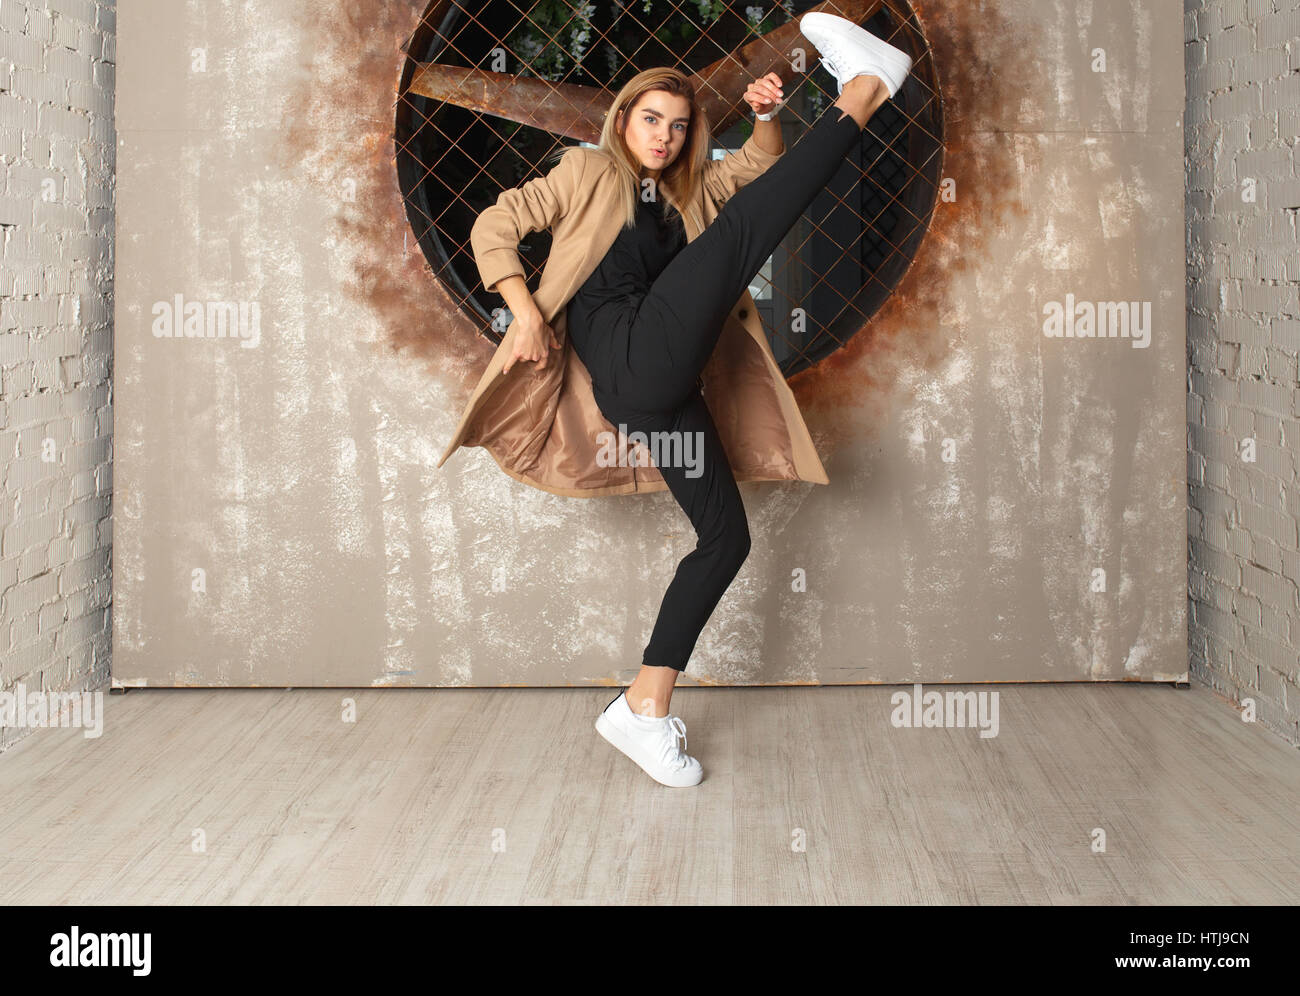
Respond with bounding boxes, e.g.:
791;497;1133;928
0;683;1295;904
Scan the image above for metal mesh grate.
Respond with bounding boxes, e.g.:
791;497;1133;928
395;0;944;376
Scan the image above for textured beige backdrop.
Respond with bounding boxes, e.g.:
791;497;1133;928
112;0;1186;687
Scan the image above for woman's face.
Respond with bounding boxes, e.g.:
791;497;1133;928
619;89;692;180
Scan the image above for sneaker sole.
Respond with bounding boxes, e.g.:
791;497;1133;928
595;712;704;788
801;11;913;97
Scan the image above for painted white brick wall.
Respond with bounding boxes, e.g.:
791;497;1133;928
1186;0;1300;745
1;0;114;752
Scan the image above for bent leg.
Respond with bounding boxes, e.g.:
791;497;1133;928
602;390;751;672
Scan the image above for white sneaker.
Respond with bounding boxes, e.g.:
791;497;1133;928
595;690;704;788
800;11;913;99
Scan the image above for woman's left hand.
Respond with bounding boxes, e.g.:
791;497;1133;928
744;72;785;116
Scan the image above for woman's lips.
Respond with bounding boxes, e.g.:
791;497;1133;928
651;148;667;158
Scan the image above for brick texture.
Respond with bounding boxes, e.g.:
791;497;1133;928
1;0;114;753
1186;0;1300;746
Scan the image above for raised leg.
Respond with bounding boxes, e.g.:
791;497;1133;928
608;76;891;413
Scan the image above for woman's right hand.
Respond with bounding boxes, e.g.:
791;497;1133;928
502;309;562;375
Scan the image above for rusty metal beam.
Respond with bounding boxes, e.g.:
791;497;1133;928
405;0;885;142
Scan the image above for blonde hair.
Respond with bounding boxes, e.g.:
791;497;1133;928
544;67;709;234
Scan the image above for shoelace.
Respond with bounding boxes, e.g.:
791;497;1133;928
818;55;843;89
655;716;690;770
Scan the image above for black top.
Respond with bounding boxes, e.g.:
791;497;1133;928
565;193;687;389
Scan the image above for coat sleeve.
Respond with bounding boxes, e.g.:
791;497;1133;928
701;130;783;205
470;147;588;295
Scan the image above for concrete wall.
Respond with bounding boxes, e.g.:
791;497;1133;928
0;0;115;752
105;0;1189;689
1185;0;1300;746
9;0;1298;750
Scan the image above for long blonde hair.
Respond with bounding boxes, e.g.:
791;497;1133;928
545;67;709;235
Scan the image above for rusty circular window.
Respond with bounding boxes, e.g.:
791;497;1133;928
396;0;943;378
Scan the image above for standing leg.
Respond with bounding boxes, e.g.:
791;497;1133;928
606;389;751;717
608;76;892;414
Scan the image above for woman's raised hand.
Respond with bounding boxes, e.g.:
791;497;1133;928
744;72;785;115
502;308;562;375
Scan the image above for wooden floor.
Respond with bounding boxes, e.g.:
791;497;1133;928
0;682;1295;904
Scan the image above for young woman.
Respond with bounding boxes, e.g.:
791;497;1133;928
487;13;912;786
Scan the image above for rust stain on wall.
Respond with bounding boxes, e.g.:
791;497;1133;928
277;1;484;390
278;0;1042;454
792;0;1042;455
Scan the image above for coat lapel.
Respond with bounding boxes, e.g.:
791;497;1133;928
437;140;829;497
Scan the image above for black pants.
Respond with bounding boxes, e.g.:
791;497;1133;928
586;105;864;672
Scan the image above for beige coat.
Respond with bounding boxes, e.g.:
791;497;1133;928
435;133;830;497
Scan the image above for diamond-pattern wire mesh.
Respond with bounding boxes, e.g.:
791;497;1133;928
394;0;943;376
